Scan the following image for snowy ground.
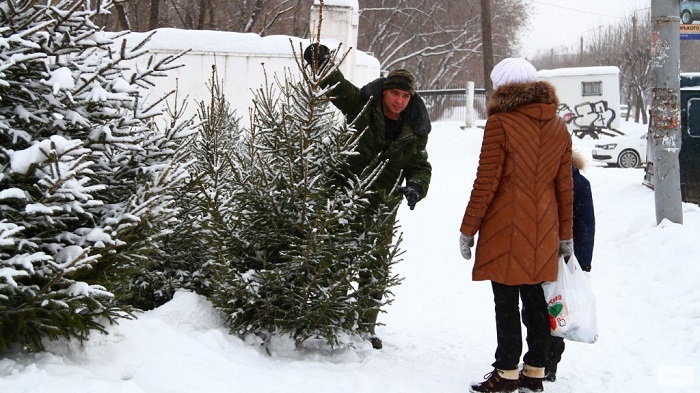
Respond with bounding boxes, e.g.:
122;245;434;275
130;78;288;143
1;120;698;393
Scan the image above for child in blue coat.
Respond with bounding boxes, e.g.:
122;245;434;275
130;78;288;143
545;150;596;381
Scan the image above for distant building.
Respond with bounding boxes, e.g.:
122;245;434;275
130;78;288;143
538;66;622;139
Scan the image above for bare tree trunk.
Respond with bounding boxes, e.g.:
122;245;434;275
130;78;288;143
480;0;494;97
197;0;207;30
291;0;306;37
208;1;215;30
149;0;160;30
634;87;644;123
243;0;264;33
114;0;131;30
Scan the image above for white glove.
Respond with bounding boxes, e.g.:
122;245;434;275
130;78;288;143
460;233;474;260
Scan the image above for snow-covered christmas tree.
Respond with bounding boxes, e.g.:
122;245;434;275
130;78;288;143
143;66;243;309
0;0;194;353
208;45;403;350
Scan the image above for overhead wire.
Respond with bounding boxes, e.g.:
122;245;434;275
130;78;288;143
530;1;625;20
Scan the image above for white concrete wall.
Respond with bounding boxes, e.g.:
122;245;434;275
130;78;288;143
122;2;378;126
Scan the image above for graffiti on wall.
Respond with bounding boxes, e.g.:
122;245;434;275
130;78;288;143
557;100;624;139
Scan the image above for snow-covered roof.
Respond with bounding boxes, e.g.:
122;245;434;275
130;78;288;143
120;28;377;67
122;28;311;55
538;66;620;78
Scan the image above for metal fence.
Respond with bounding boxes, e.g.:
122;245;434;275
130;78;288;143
417;87;487;123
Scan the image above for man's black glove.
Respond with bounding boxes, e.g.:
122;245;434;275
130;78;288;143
398;183;421;210
303;43;330;70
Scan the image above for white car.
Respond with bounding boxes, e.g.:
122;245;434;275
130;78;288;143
592;133;648;168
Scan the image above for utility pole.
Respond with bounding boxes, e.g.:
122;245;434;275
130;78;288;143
650;0;683;224
480;0;494;99
580;36;583;61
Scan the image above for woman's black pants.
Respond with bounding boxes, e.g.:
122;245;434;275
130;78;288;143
490;281;550;371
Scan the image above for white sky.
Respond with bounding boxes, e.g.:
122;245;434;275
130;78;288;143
519;0;651;57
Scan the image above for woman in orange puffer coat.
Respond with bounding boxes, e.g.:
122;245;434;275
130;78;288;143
459;58;573;393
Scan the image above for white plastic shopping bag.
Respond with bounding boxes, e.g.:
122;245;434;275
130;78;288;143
542;255;598;343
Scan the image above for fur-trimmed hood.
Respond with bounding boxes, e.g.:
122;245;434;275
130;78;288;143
360;77;432;136
487;81;560;117
572;150;588;171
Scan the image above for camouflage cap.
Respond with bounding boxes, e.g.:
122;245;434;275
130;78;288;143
383;69;416;95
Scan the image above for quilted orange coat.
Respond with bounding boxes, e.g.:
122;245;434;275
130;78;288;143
460;81;573;285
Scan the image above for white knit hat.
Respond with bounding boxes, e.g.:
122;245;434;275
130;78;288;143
490;58;538;90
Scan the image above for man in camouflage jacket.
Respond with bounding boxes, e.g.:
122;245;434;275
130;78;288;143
304;44;432;349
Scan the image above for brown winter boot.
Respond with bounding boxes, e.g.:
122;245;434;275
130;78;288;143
470;368;519;393
519;364;545;392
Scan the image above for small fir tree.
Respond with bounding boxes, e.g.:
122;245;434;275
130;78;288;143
147;66;243;308
0;0;194;353
208;46;403;350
